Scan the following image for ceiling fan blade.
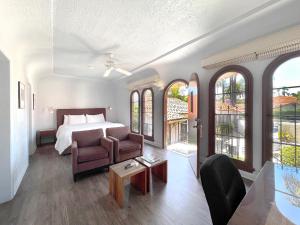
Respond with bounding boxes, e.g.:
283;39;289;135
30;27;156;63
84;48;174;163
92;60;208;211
115;67;132;76
103;67;113;77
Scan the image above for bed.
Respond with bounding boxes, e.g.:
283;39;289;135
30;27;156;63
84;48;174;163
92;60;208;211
55;108;124;155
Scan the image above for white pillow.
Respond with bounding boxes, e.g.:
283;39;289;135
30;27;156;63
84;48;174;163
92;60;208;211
86;114;105;123
68;115;86;125
63;115;69;125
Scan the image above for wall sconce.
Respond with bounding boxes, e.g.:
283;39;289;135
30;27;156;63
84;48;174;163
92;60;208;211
107;106;112;111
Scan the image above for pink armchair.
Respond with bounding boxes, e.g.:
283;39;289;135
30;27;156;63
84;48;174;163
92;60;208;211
71;129;113;181
106;127;144;163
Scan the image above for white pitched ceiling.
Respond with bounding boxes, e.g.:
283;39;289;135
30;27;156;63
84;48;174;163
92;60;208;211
0;0;300;81
0;0;52;82
53;0;278;78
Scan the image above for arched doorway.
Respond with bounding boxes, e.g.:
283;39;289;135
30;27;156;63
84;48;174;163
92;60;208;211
163;77;201;177
163;79;189;150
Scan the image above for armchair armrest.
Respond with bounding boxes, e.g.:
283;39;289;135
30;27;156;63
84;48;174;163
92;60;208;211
71;141;78;151
100;137;113;150
107;136;120;162
107;136;119;142
71;141;79;175
101;137;113;164
129;133;144;156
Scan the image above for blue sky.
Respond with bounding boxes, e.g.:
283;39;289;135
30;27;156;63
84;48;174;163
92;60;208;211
273;57;300;88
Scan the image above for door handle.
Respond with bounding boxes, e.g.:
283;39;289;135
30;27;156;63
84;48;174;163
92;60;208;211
193;118;201;128
193;123;203;138
195;118;202;122
200;124;203;138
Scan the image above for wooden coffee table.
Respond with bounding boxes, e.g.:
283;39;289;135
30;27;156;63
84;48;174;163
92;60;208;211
135;156;168;192
109;160;147;207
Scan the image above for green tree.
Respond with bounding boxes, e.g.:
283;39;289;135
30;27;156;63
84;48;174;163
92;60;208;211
275;146;300;167
278;127;294;143
292;91;300;101
169;84;188;102
281;87;290;96
216;122;234;135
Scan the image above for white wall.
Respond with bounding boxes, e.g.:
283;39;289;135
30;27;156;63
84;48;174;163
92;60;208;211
35;76;118;131
113;57;275;174
10;57;30;198
0;52;12;203
0;50;31;204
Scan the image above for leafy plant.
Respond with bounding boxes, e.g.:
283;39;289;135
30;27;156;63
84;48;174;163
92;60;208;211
216;123;234;135
274;146;300;167
278;128;294;143
169;84;188;102
224;81;244;93
292;91;300;101
281;87;291;96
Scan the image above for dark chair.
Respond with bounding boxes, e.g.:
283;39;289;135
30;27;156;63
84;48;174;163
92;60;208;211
200;154;246;225
71;129;113;181
106;127;143;163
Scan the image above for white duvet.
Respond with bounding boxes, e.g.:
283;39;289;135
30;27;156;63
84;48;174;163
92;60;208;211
55;122;124;154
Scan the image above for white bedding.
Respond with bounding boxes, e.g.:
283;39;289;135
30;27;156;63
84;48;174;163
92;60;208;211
55;122;124;154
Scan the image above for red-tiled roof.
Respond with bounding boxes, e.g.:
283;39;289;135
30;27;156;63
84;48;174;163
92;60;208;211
273;96;298;107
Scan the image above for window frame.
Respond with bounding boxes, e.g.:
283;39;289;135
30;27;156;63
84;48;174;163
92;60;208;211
209;65;254;172
130;90;141;134
141;88;154;141
262;50;300;166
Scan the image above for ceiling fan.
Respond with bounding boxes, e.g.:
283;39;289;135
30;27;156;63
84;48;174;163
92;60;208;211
103;53;132;77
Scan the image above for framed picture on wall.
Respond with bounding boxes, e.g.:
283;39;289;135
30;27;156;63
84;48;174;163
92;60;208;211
18;81;25;109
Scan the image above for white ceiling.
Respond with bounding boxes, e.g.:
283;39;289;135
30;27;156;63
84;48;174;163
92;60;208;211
0;0;300;81
0;0;52;83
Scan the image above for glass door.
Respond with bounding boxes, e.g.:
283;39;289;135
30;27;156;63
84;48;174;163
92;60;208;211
188;73;201;178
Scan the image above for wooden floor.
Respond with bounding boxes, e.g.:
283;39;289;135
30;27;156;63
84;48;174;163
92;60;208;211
0;144;251;225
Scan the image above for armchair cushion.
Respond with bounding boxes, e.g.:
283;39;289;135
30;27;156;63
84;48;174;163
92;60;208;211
119;140;141;152
78;146;109;163
106;127;129;141
72;129;104;148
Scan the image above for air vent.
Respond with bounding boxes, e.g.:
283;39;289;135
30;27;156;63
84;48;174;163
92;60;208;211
201;25;300;69
127;75;164;90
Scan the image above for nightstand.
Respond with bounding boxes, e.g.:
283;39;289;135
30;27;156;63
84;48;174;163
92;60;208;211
36;129;57;147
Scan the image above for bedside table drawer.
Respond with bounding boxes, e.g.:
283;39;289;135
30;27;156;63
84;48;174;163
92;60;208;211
36;129;57;147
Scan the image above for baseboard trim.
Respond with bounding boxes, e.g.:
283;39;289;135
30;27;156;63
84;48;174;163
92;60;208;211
144;140;162;148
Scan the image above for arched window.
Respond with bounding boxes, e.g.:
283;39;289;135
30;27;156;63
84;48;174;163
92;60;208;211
141;88;154;141
209;65;253;172
130;90;140;133
262;51;300;167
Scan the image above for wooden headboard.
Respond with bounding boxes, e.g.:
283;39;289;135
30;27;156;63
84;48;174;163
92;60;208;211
56;108;106;128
